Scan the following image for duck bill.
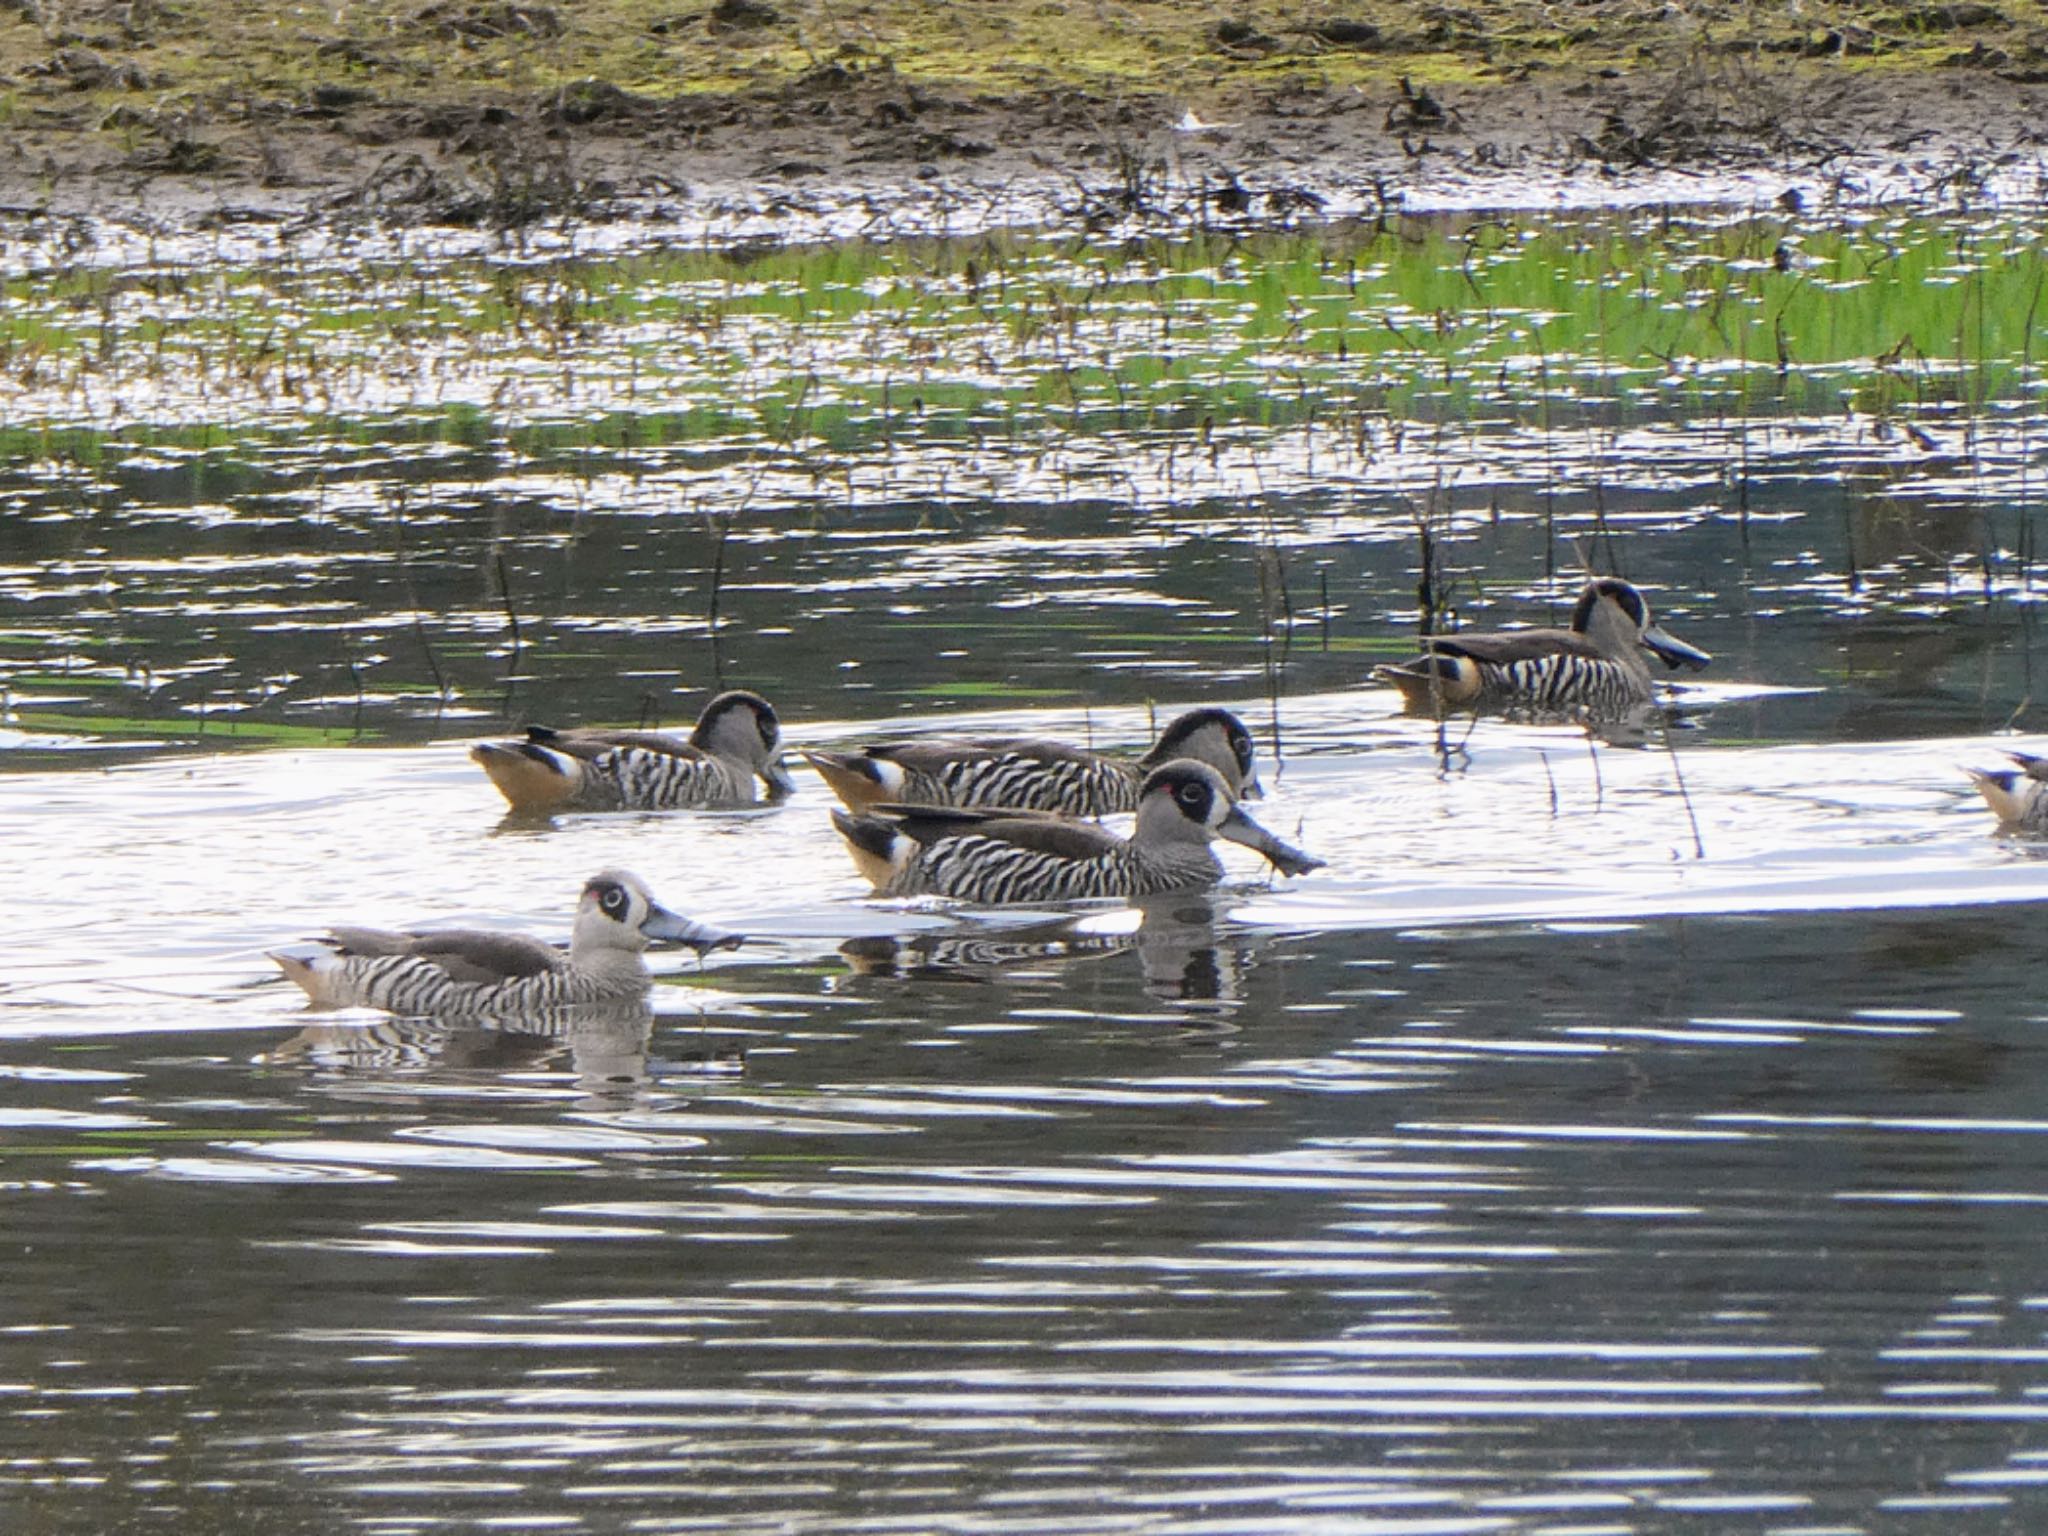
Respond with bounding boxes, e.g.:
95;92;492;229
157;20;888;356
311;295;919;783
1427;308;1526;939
1216;805;1325;878
1640;624;1712;672
641;903;744;954
761;757;799;797
1239;768;1266;801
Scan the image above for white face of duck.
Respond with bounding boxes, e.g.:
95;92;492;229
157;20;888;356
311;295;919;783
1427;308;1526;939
1135;761;1324;876
698;691;798;795
1225;719;1264;799
1156;708;1264;800
576;870;739;955
1578;579;1713;672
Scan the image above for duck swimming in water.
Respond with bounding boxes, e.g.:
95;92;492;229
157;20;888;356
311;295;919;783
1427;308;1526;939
471;690;796;814
829;759;1322;905
1374;578;1711;717
269;870;741;1015
804;706;1261;817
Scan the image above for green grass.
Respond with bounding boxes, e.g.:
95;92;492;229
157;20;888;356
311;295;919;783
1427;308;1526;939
14;710;353;746
4;209;2041;454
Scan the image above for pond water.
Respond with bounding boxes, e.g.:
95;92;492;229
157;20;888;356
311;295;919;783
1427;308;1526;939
7;202;2048;1533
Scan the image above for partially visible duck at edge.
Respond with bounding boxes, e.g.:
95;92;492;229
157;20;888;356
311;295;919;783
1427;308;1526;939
1373;577;1712;717
830;759;1323;905
804;705;1261;817
472;689;797;814
270;869;742;1015
1968;751;2048;833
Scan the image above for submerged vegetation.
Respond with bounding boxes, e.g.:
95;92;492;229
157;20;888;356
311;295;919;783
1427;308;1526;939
3;208;2045;445
4;202;2047;753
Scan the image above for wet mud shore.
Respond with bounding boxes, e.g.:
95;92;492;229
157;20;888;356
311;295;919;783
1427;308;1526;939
3;32;2045;242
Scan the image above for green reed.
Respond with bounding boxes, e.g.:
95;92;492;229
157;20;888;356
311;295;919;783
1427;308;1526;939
0;207;2043;458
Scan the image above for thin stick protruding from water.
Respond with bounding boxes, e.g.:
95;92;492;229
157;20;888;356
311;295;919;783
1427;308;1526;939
494;550;523;663
1256;545;1288;777
1663;720;1706;860
387;489;448;707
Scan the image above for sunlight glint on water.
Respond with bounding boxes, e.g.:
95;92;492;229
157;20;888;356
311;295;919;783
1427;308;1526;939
7;206;2048;1533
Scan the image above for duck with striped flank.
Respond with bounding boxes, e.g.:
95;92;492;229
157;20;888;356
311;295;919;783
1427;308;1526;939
830;759;1322;905
269;870;742;1015
803;706;1260;817
1968;751;2048;832
472;689;796;814
1374;578;1711;717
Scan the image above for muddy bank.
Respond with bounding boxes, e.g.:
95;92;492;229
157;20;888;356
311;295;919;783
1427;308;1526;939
2;57;2046;246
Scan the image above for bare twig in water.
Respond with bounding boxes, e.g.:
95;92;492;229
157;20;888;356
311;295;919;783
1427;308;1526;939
1662;717;1706;860
706;509;734;690
1256;542;1290;779
1534;345;1556;581
493;551;523;660
1409;484;1457;638
493;549;524;718
386;488;448;711
2018;274;2043;640
1406;479;1461;728
1415;514;1441;638
1431;710;1477;779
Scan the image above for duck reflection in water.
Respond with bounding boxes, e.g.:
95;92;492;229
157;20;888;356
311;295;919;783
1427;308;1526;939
258;1002;744;1105
837;893;1253;1008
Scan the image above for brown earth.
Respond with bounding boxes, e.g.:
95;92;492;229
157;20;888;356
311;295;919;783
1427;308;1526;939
0;1;2045;235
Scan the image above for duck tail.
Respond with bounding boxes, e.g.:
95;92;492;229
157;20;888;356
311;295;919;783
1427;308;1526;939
831;808;915;891
1968;766;2031;824
470;740;580;813
803;750;902;810
1371;653;1480;707
269;947;339;1005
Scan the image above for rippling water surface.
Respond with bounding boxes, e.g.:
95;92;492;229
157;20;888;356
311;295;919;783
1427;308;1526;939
8;204;2048;1533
